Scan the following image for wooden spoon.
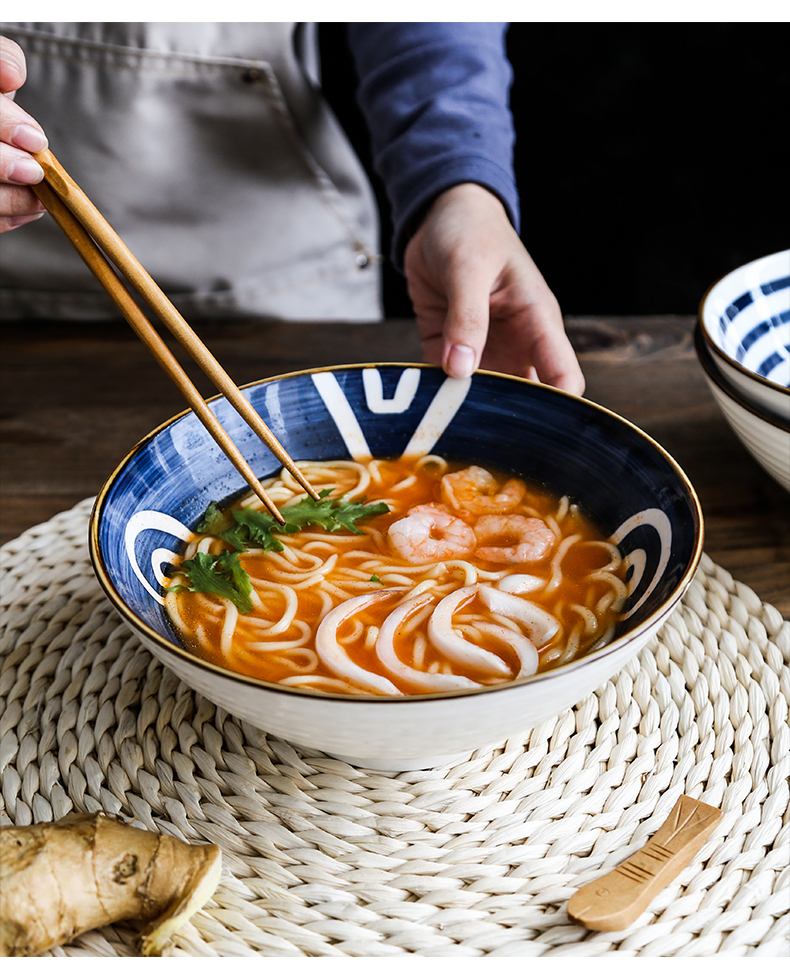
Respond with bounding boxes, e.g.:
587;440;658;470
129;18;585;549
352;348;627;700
567;795;722;931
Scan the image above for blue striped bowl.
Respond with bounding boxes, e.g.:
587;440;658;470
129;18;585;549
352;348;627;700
695;326;790;492
698;249;790;422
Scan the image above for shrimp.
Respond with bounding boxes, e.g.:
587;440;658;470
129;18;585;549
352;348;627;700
441;465;526;515
388;504;476;564
474;514;555;564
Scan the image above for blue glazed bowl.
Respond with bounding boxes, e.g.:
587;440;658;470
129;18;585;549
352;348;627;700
90;365;703;770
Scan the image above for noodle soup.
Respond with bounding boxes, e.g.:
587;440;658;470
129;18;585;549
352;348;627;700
164;456;628;696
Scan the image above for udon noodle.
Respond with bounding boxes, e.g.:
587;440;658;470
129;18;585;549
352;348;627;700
164;456;628;696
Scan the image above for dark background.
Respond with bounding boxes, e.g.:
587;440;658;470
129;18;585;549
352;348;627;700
318;23;789;318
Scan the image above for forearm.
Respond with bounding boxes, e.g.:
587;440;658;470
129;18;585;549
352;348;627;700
347;22;520;268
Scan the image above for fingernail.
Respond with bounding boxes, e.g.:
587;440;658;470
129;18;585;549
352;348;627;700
11;123;48;153
446;344;477;378
7;212;45;229
7;157;44;184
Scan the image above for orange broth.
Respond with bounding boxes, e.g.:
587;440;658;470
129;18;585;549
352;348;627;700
165;457;627;693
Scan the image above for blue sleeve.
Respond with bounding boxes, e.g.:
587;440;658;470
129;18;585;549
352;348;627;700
347;22;520;270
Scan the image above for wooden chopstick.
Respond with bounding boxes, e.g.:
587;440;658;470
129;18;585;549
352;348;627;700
32;148;321;509
33;179;290;522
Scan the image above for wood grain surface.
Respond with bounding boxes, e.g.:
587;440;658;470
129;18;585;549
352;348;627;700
1;314;788;616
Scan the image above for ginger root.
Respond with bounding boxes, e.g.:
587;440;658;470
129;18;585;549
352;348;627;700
0;811;221;957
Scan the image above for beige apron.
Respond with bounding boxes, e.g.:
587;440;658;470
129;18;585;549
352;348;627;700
0;22;382;321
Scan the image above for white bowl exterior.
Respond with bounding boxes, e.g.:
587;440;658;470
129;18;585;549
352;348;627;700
703;375;790;492
712;352;790;421
127;611;668;771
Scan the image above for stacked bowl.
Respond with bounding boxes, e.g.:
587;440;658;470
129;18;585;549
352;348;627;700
697;249;790;491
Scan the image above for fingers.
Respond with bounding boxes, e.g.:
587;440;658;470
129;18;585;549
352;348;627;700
0;36;46;155
0;36;48;233
0;90;48;158
0;136;45;184
440;264;492;378
509;300;586;396
0;177;46;232
410;227;585;392
403;181;586;393
0;207;45;233
0;136;47;233
441;219;584;390
0;34;48;163
0;35;27;94
531;338;586;397
406;242;492;379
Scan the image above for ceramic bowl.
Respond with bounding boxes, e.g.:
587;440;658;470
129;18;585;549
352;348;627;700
696;326;790;492
698;249;790;422
90;365;703;770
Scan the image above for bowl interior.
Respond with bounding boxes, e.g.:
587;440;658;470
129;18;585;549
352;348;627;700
91;366;702;682
699;249;790;390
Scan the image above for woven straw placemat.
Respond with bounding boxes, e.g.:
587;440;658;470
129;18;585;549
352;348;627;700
1;497;788;957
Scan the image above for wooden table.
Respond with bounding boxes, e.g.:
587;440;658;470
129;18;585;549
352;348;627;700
2;315;788;617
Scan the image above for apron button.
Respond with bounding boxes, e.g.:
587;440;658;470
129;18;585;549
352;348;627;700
242;67;262;84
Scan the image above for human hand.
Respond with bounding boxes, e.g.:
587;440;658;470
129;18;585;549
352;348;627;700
0;35;48;233
403;182;585;396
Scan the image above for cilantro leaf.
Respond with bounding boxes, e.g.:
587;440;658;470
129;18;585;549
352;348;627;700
222;508;285;552
331;499;390;534
197;491;389;551
183;492;390;615
277;489;390;535
196;501;235;535
176;550;253;614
